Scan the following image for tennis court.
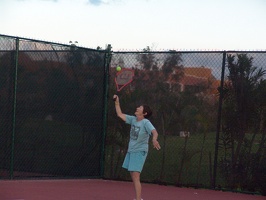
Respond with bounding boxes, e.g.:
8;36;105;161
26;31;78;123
1;35;266;198
0;179;265;200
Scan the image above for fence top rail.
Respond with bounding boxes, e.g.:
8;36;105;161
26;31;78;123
113;50;266;54
0;34;108;53
1;34;266;54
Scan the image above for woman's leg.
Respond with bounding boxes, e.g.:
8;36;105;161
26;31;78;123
130;171;141;200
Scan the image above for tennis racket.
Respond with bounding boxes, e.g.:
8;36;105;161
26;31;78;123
113;68;134;101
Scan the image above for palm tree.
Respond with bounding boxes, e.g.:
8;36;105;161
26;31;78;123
220;53;266;190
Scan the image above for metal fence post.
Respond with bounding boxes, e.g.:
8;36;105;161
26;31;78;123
10;37;19;179
212;51;226;188
100;44;112;177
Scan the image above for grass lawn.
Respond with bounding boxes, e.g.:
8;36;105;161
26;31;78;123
104;132;218;187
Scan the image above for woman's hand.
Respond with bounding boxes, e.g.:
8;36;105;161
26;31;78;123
152;139;161;150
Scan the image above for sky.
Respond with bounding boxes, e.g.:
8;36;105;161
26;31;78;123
1;0;266;51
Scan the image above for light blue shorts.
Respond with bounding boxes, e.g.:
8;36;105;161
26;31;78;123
122;151;148;173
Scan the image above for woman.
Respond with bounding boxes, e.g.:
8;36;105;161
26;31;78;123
113;94;161;200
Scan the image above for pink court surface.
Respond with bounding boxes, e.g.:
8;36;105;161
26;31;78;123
0;179;265;200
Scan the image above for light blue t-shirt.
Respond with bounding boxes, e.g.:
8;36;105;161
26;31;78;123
125;115;155;153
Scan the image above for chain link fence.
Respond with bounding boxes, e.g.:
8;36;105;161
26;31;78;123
0;34;109;179
1;35;266;195
105;50;266;195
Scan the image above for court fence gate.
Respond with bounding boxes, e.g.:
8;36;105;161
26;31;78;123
0;34;266;196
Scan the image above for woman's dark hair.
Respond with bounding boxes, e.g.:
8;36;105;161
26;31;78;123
143;105;152;119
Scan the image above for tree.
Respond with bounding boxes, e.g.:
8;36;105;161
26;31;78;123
219;53;266;192
135;49;185;182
